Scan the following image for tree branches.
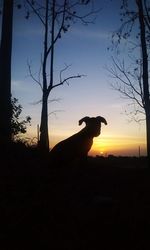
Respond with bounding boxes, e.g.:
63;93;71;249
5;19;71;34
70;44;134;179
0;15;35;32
108;0;150;124
25;0;96;151
107;56;145;120
49;73;84;91
27;61;43;90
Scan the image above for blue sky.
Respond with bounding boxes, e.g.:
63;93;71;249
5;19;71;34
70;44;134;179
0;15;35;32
0;0;146;156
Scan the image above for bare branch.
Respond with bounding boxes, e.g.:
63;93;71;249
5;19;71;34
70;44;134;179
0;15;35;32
38;54;43;84
65;7;100;25
125;106;145;123
30;99;42;105
46;0;67;60
26;0;45;25
27;61;43;91
48;98;62;103
107;55;145;112
143;0;150;31
48;110;64;117
50;74;85;91
110;57;142;97
59;64;72;82
55;0;100;25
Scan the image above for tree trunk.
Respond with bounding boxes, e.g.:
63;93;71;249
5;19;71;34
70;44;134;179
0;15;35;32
146;113;150;160
0;0;13;145
39;93;49;152
136;0;150;161
37;0;49;153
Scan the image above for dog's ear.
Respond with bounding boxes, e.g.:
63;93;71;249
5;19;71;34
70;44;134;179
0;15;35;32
79;116;90;126
96;116;107;125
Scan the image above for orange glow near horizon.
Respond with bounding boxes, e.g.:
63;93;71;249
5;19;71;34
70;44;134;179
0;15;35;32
26;127;146;157
89;135;146;157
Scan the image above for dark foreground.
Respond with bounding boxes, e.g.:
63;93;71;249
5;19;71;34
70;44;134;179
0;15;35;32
0;145;150;249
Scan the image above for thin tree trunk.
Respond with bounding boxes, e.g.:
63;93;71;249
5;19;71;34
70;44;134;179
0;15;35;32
136;0;150;162
39;0;49;152
39;93;49;152
39;0;55;153
49;0;55;88
0;0;13;145
146;117;150;161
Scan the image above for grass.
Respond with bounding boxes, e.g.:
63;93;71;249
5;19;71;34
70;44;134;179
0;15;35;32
0;143;150;249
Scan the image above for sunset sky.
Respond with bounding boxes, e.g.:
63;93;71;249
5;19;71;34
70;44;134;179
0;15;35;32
1;0;147;156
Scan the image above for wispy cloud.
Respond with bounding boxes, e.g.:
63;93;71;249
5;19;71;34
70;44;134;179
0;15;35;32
12;79;36;93
12;80;25;89
14;25;43;38
70;27;109;40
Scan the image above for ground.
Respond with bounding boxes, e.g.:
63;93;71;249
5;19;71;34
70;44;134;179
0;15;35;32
0;144;150;249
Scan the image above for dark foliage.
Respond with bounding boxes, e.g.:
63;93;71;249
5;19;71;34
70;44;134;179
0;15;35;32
11;97;31;139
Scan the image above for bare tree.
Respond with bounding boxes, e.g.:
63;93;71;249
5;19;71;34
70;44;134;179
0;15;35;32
108;0;150;161
108;57;145;120
0;0;14;146
26;0;98;152
137;0;150;161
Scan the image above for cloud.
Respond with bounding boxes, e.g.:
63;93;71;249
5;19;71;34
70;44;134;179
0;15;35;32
71;27;109;40
14;26;43;38
12;79;38;95
12;80;25;89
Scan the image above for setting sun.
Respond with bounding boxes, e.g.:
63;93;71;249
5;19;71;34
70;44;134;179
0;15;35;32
89;135;146;157
27;123;147;157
